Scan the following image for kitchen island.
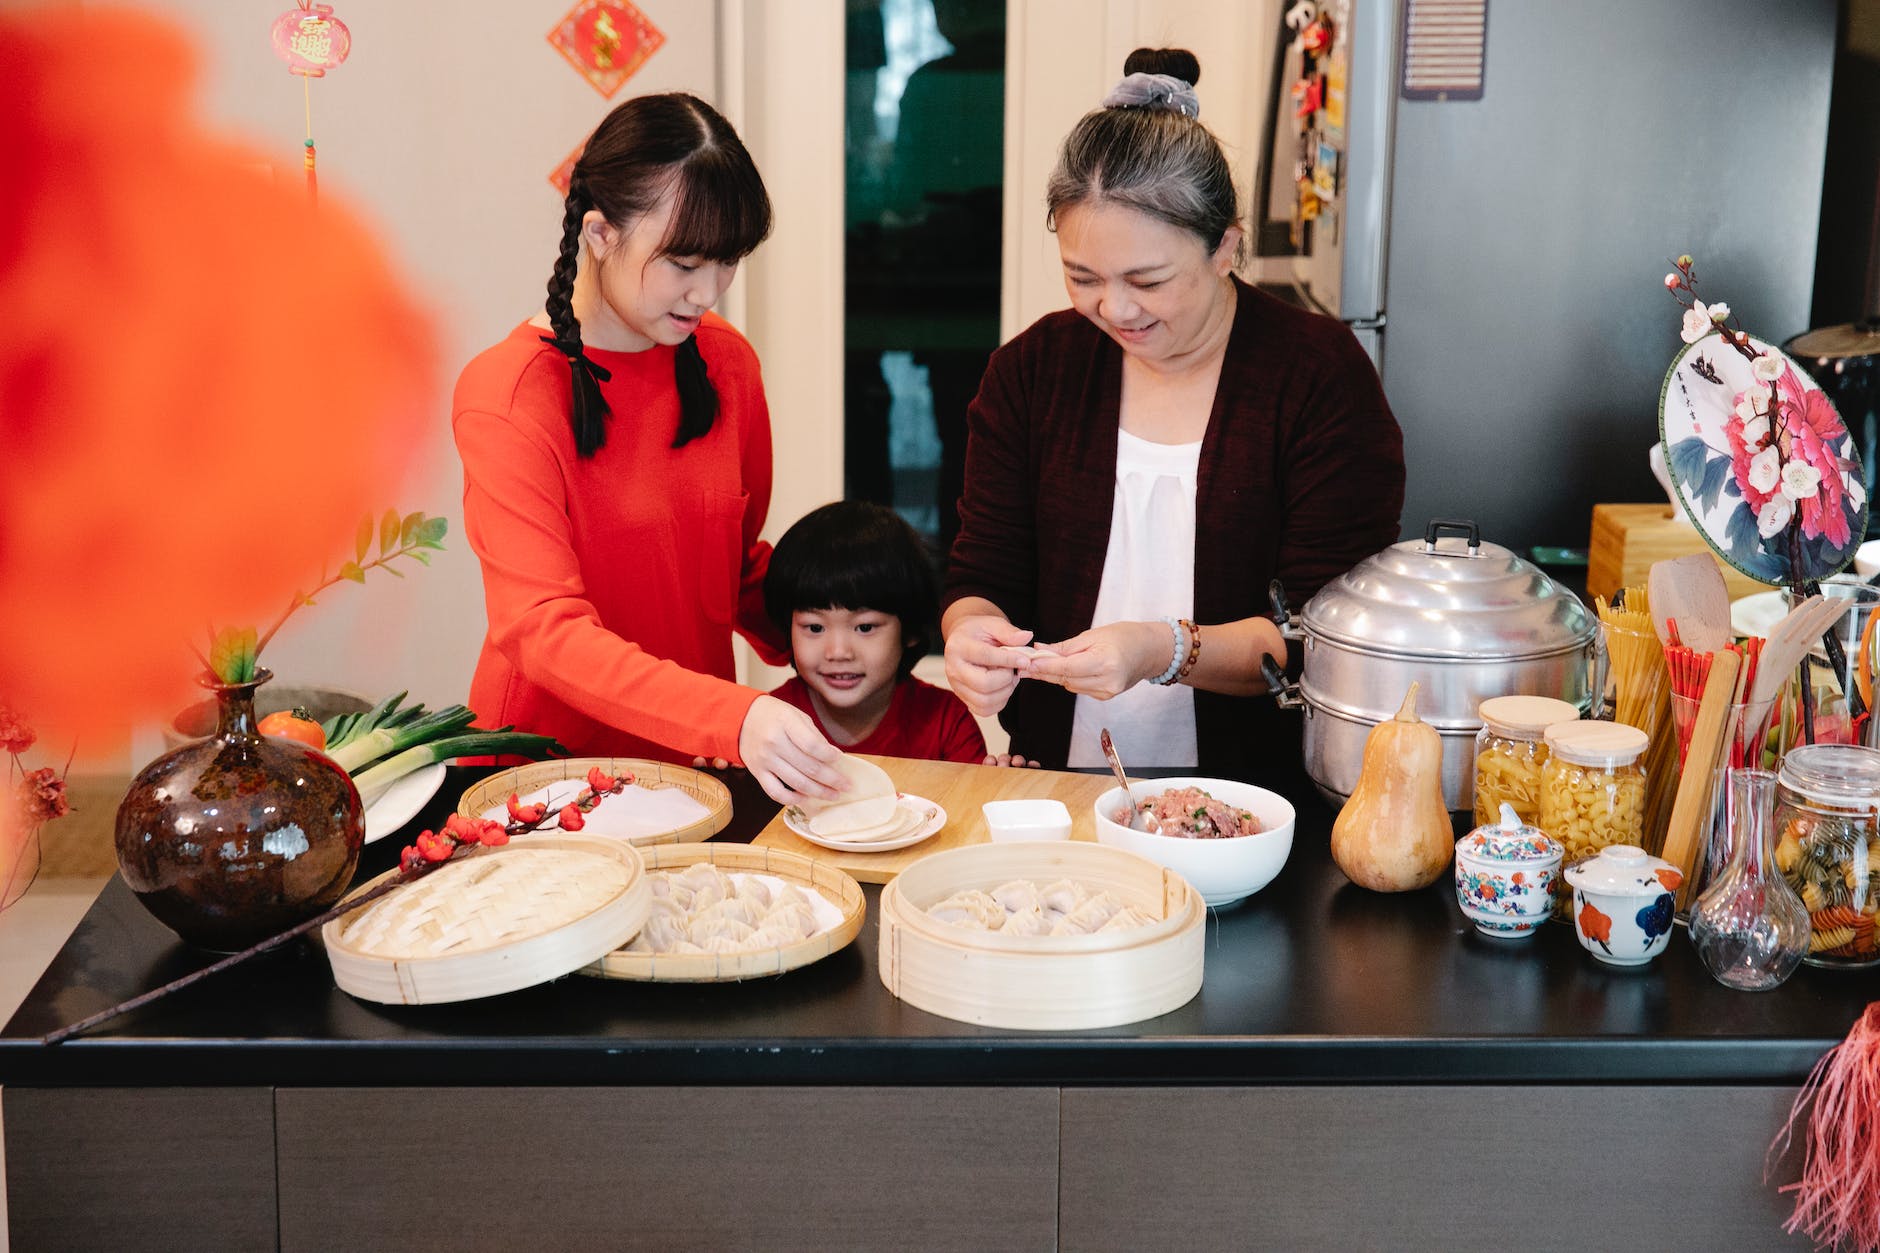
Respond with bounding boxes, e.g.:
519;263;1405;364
2;761;1858;1250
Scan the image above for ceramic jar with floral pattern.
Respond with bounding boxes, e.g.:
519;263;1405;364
1454;802;1564;938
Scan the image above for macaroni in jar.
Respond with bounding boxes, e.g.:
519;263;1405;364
1540;720;1649;918
1472;695;1583;827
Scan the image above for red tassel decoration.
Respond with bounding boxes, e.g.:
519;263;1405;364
1772;1001;1880;1249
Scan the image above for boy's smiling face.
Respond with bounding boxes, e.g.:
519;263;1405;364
791;607;904;721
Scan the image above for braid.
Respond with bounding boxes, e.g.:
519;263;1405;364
672;335;719;448
543;185;612;457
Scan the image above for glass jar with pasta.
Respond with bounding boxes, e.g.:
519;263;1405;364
1540;721;1648;918
1473;695;1582;827
1773;744;1880;969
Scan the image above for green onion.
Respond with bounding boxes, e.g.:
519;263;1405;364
327;705;476;773
352;731;563;807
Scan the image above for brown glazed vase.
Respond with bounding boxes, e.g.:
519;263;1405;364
116;669;364;951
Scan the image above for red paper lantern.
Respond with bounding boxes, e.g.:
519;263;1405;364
271;3;350;78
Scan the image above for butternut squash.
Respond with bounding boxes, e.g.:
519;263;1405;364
1331;682;1452;892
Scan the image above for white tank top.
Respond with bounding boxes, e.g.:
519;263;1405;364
1066;428;1202;769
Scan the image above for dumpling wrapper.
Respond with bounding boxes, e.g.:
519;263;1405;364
797;754;898;836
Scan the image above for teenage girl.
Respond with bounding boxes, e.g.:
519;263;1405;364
453;93;846;807
764;501;988;764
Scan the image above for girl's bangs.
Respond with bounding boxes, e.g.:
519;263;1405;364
657;151;773;263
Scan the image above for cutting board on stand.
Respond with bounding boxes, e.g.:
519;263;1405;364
751;756;1114;883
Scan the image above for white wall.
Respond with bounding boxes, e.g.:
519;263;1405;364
98;0;853;759
1002;0;1281;337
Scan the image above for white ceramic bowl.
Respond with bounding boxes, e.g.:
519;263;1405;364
1092;777;1295;908
981;798;1072;843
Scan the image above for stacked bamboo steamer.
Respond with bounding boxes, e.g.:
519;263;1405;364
325;831;649;1005
879;842;1205;1030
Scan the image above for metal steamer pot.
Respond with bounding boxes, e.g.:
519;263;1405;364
1266;520;1599;811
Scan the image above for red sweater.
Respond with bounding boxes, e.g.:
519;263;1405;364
770;676;988;764
944;280;1405;775
452;315;787;765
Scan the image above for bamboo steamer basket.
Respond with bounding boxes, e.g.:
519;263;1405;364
584;843;866;983
324;832;649;1005
457;758;731;845
878;842;1205;1030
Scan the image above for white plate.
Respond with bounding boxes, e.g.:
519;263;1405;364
1729;590;1788;641
362;761;448;845
784;794;946;853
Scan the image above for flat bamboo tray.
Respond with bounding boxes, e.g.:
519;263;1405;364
584;843;865;983
458;757;731;845
753;756;1115;882
324;832;649;1005
879;841;1205;1031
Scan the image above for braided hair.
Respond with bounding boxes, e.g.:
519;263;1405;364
544;93;773;458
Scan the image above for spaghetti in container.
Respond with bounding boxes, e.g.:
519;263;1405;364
1773;744;1880;968
1472;695;1581;828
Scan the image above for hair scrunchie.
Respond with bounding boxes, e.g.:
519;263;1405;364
1101;71;1200;118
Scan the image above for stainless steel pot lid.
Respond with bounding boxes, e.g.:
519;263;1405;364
1301;519;1597;661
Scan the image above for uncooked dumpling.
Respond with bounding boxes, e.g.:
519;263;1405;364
798;754;898;835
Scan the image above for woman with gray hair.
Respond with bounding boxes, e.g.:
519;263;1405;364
941;48;1405;777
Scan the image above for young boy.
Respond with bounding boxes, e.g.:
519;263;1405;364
763;501;989;763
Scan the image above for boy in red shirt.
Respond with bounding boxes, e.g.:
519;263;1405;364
765;502;991;763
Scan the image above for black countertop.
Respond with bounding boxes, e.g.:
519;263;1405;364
3;762;1874;1087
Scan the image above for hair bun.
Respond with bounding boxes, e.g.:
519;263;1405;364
1123;47;1200;86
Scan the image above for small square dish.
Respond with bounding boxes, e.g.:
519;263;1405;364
982;798;1073;843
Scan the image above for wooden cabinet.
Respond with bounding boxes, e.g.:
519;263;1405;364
1059;1086;1811;1251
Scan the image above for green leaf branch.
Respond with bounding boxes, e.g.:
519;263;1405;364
204;510;448;683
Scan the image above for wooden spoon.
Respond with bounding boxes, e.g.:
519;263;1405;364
1746;595;1846;719
1648;555;1731;652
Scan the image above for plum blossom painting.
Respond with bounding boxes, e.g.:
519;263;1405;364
1659;333;1865;586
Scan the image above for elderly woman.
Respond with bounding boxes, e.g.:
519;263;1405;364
942;48;1405;776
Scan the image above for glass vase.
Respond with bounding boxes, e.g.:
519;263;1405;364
1689;768;1810;991
115;668;364;951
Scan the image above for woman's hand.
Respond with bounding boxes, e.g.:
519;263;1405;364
943;614;1042;718
1026;621;1170;700
983;752;1042;769
737;695;848;807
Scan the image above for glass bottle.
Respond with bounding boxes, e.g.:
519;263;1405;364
1690;768;1809;991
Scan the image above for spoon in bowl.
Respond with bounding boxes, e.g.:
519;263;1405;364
1099;728;1158;833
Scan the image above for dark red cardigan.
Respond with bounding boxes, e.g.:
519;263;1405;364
943;279;1406;776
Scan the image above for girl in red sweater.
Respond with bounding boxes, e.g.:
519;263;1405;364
453;94;846;807
764;502;989;764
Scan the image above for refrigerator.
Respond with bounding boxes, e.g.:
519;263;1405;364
1263;0;1838;555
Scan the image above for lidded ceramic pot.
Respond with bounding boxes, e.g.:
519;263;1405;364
1454;801;1565;938
1564;844;1682;967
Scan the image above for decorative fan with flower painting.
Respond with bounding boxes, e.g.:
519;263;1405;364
1659;327;1864;587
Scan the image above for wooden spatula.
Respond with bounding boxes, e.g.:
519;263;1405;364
1648;555;1731;652
1662;648;1741;911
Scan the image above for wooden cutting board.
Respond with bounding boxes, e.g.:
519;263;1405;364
750;756;1115;883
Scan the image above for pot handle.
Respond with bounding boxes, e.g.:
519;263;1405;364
1586;632;1610;719
1423;518;1482;555
1260;655;1304;710
1268;579;1304;641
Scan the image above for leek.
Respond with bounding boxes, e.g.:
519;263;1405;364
327;705;476;773
352;731;562;807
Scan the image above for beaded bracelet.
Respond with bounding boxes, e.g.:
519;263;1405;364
1175;619;1202;684
1151;616;1187;686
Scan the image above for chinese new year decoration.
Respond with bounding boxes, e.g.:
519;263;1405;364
270;2;351;200
548;0;664;99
